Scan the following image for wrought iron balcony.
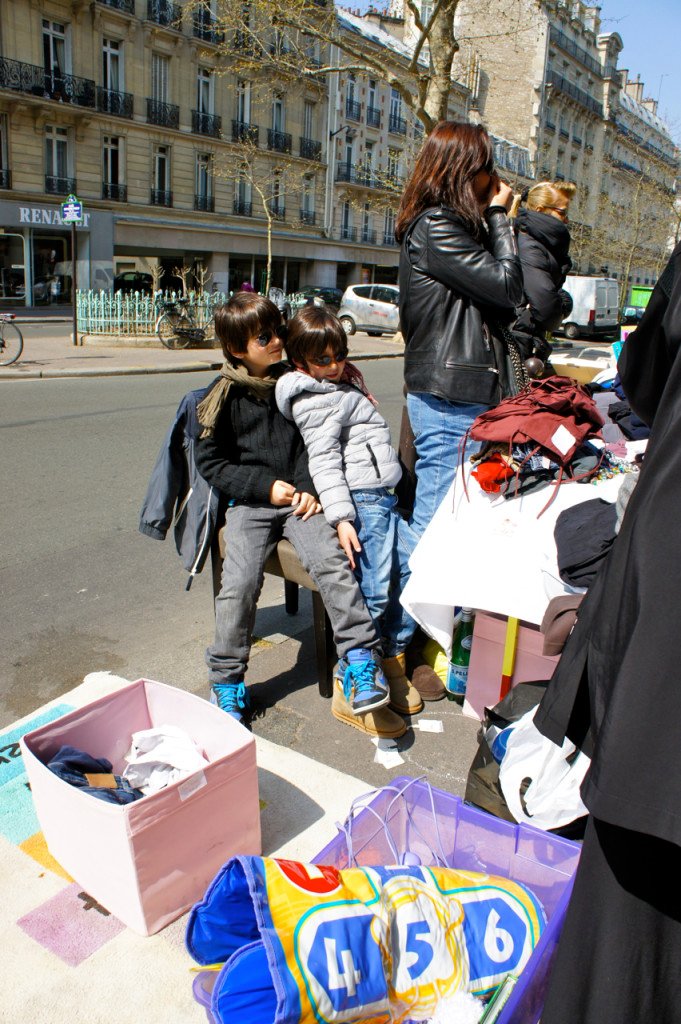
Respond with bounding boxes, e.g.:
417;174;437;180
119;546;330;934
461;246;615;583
232;119;259;145
97;86;133;118
102;182;127;201
299;210;316;225
0;169;11;189
545;119;556;132
366;105;381;128
45;175;77;195
336;161;357;184
546;70;603;118
299;137;322;161
340;226;357;241
192;110;222;137
0;56;95;107
193;12;224;44
383;232;397;246
559;127;569;138
268;202;286;220
147;98;179;129
151;188;173;206
267;129;292;154
346;98;361;121
233;198;252;216
360;228;377;245
194;193;215;212
146;0;181;29
388;113;407;135
98;0;134;12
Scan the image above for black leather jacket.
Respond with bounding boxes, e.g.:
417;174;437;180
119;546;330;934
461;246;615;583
399;206;524;405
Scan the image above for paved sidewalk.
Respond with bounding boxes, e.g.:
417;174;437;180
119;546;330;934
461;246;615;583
0;326;404;380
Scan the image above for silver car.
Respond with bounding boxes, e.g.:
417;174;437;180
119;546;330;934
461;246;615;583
338;284;400;336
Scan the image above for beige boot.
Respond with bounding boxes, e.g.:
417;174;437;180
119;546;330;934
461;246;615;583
332;680;407;738
383;653;424;715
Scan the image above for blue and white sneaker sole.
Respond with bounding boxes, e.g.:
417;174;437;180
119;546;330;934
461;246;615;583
350;690;391;715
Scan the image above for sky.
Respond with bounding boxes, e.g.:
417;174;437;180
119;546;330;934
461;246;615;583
597;0;681;137
346;0;681;141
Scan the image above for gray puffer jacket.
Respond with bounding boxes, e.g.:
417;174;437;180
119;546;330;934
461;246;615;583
276;371;401;528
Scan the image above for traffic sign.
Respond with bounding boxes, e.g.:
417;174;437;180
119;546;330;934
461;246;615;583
61;194;83;224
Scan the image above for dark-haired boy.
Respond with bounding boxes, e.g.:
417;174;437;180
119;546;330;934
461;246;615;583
195;291;406;738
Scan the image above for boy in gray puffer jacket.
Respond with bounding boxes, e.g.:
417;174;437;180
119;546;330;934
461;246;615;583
276;306;422;720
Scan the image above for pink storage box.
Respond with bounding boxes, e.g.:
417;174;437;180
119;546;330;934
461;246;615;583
463;612;559;721
20;678;261;936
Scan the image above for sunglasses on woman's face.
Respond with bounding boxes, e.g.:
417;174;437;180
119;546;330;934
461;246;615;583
255;327;287;348
308;349;348;367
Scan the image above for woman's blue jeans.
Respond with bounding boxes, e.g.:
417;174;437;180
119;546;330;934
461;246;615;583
407;392;488;539
352;488;418;657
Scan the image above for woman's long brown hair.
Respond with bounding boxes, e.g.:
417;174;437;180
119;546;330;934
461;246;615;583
395;121;494;243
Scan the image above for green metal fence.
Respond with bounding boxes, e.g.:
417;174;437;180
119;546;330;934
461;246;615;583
76;290;228;335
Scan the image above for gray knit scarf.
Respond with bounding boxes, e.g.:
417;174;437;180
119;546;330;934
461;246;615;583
196;361;279;438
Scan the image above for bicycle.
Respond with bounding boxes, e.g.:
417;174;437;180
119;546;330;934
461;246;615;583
0;314;23;366
155;297;216;350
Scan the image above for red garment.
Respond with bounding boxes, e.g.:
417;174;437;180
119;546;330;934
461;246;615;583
470;376;603;464
471;453;515;493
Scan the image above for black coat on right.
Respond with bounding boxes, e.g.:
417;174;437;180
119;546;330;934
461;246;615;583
513;207;572;336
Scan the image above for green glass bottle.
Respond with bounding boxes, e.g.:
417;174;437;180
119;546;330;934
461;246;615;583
446;608;475;702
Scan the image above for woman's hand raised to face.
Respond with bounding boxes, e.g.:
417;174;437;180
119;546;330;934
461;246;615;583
487;176;514;212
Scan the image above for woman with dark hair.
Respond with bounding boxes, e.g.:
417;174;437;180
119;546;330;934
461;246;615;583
396;121;524;537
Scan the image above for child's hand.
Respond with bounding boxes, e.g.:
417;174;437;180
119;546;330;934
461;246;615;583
337;521;361;570
292;491;322;520
270;480;297;506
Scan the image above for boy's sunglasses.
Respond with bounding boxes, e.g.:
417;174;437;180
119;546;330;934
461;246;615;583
308;348;348;367
255;326;287;348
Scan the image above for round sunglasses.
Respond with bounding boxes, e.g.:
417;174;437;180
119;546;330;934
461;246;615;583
307;349;348;367
254;327;287;348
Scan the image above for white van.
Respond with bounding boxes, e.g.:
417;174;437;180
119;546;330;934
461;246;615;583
557;276;619;340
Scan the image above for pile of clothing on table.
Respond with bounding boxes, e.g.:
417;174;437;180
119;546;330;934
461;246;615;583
467;376;608;502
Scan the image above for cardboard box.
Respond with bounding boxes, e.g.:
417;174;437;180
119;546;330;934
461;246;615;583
20;678;261;935
463;612;559;721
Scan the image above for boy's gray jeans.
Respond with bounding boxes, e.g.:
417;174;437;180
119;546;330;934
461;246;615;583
207;503;378;685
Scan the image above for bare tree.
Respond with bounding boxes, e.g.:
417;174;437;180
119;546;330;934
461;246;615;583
187;0;541;135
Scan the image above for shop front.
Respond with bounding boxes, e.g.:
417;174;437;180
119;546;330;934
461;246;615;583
0;199;114;307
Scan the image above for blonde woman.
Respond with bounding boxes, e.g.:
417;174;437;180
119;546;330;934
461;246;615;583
510;181;575;362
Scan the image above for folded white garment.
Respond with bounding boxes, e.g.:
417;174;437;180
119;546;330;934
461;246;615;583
122;724;208;795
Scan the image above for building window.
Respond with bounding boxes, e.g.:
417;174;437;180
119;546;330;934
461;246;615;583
272;95;284;133
0;115;8;186
389;87;401;121
103;135;126;200
384;208;396;244
303;101;315;140
420;0;433;25
45;125;70;181
43;19;67;77
102;38;122;91
237;173;251;206
361;203;371;243
270;171;284;216
341;200;352;239
301;175;315;222
236;79;251;122
195;153;213;210
197;67;213;114
151;53;169;104
103;135;122;183
368;79;377;108
153;144;170;192
387;147;400;180
347;73;356;104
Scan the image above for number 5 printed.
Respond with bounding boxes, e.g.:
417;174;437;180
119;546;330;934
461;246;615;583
405;920;434;980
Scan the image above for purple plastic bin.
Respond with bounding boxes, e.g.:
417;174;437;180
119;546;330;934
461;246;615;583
312;775;581;1024
192;970;217;1023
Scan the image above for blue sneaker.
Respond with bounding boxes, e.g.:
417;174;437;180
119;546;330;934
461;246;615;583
337;648;390;715
210;681;249;724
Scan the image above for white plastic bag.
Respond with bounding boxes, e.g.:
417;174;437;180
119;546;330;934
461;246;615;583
498;707;589;830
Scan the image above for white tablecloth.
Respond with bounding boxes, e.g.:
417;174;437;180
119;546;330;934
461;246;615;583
401;467;625;655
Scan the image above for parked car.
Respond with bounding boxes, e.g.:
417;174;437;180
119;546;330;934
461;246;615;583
554;275;619;340
620;305;646;326
337;283;400;336
114;271;153;295
296;286;344;313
